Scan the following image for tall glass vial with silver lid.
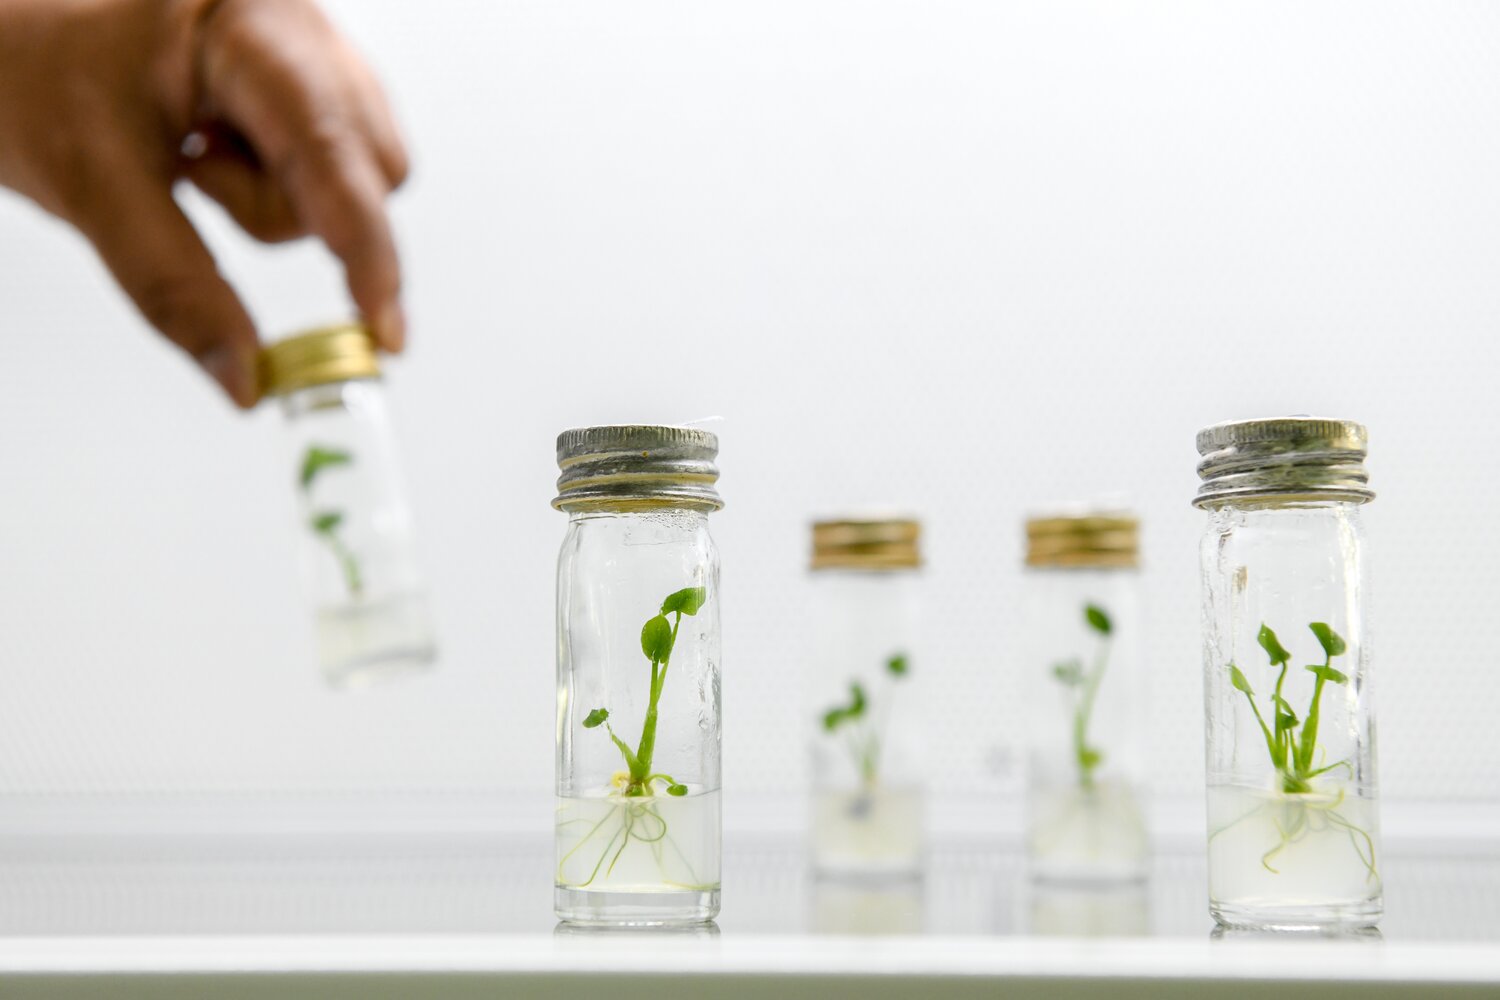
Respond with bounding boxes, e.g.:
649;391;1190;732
1195;417;1382;930
1023;513;1149;882
808;518;924;878
553;425;723;925
260;323;437;688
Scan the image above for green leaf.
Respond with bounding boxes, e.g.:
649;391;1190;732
1085;604;1112;635
848;682;867;717
1308;622;1347;658
1273;695;1299;731
1307;664;1349;685
310;511;343;534
1257;624;1291;666
1229;664;1254;695
886;653;909;677
1052;660;1084;686
661;587;707;616
1079;748;1103;769
641;614;674;661
582;708;609;729
667;784;688;797
300;445;353;490
823;681;869;731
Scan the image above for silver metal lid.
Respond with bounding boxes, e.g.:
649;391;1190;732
553;425;723;512
1193;417;1374;508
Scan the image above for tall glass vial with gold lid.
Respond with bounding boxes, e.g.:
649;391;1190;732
1195;417;1382;930
808;517;924;878
553;425;723;925
1023;512;1149;883
259;323;436;688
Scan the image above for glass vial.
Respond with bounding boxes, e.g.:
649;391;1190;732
1022;513;1149;883
260;323;437;688
1195;417;1382;930
553;426;724;925
807;518;924;878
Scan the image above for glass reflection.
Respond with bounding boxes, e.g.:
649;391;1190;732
810;876;925;935
1026;881;1150;937
1211;924;1383;943
554;920;721;939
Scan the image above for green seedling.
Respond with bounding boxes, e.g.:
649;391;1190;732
581;586;707;798
1231;622;1352;796
299;444;361;598
559;587;709;890
300;445;352;489
1221;622;1377;880
822;653;909;787
1049;603;1112;789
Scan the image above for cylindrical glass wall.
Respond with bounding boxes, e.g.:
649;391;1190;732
1196;418;1382;930
553;426;724;926
262;324;436;688
806;518;924;878
1022;513;1149;883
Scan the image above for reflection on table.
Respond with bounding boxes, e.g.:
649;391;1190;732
808;875;924;935
1025;880;1150;937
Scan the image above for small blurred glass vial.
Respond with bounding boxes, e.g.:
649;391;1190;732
260;322;436;688
807;517;925;879
1022;512;1149;883
1195;417;1382;930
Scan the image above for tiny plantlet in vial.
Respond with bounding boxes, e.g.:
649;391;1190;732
1217;622;1377;880
558;587;709;889
1049;604;1112;789
299;444;362;598
822;652;910;794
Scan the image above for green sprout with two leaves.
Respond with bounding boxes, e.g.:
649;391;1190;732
581;586;708;798
1222;621;1377;880
1050;604;1113;790
558;587;710;891
1230;622;1352;796
300;444;362;598
821;653;909;787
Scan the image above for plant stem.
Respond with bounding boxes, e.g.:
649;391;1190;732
860;733;879;787
628;610;681;795
332;536;362;598
1296;655;1331;776
1073;644;1108;789
1240;690;1277;763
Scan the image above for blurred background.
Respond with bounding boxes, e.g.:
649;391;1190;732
0;0;1496;834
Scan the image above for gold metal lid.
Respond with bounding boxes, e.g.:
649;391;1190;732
1193;417;1373;509
553;425;723;512
1025;512;1139;569
811;517;922;571
259;322;381;396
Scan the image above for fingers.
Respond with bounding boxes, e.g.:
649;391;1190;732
281;126;406;351
71;155;260;408
181;124;304;243
197;0;409;352
184;142;305;243
348;59;410;189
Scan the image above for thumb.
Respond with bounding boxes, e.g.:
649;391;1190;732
69;158;260;407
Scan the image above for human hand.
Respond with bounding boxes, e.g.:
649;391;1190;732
0;0;409;406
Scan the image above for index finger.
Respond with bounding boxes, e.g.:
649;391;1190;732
197;0;406;350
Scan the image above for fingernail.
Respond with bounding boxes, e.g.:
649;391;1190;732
374;301;407;352
200;345;257;409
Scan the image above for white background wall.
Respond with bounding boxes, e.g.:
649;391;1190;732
1;1;1497;817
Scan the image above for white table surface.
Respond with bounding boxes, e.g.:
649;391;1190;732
0;799;1496;999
